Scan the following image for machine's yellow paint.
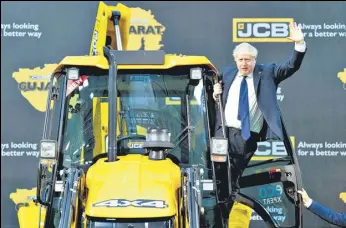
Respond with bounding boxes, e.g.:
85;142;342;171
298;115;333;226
53;55;217;75
89;1;131;55
17;204;46;228
229;202;253;228
92;97;127;156
11;188;46;228
85;155;181;219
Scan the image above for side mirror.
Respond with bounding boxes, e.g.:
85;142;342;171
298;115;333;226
210;137;228;162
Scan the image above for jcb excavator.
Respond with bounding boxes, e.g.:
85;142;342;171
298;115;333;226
14;2;304;228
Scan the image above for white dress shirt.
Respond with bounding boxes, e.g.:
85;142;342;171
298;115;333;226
223;42;306;133
224;72;264;133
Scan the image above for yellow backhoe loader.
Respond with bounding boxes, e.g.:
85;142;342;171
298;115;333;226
14;2;304;228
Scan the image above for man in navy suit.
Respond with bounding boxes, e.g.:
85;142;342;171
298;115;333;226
212;22;306;226
298;189;346;227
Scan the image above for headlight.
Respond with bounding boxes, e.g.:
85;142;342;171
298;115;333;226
67;67;79;80
190;67;202;80
40;140;57;159
210;137;228;162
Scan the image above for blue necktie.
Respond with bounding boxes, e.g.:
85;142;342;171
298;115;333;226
238;76;251;140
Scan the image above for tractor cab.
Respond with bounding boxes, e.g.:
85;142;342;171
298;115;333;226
55;56;217;166
35;52;223;228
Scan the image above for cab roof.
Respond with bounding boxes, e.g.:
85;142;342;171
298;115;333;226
53;54;218;74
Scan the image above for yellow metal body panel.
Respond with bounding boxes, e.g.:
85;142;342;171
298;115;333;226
229;202;253;228
89;1;131;55
17;203;46;228
92;97;128;157
85;155;181;218
92;97;110;157
53;54;217;74
11;188;46;228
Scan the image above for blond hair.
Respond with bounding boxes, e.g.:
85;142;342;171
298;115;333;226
233;42;258;59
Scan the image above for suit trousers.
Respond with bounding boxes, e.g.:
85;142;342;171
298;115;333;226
213;127;260;227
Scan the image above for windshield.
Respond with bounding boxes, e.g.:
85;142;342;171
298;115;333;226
60;68;210;168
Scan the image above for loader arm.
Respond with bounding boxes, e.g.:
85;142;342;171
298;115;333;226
89;1;131;55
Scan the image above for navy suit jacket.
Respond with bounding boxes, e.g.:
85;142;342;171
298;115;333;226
215;49;306;144
308;200;346;227
214;49;306;191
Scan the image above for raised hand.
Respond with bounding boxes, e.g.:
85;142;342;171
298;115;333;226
287;22;304;44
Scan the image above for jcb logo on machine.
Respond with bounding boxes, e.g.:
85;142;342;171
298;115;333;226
91;30;98;56
233;18;293;42
93;199;168;208
127;142;144;149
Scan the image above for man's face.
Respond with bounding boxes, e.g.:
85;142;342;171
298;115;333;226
235;53;256;76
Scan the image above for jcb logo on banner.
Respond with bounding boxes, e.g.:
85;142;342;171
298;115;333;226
233;18;294;42
251;136;295;161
